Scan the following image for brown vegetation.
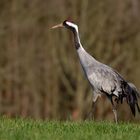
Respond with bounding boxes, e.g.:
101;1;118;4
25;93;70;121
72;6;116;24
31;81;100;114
0;0;140;122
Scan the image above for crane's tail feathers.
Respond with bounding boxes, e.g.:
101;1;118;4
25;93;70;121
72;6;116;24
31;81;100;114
136;103;140;113
124;82;140;116
128;83;140;98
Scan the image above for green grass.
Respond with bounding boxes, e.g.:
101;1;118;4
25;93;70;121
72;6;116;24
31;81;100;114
0;117;140;140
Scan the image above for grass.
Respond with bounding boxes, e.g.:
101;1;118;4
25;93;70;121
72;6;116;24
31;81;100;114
0;117;140;140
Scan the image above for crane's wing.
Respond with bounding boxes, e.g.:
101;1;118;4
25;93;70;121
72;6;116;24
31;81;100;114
87;64;124;96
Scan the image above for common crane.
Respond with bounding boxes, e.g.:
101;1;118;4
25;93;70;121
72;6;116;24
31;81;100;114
51;20;140;123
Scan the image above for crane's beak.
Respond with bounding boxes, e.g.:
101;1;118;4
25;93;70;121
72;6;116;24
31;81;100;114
51;23;63;29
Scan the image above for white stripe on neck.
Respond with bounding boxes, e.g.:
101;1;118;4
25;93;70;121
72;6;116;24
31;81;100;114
66;21;78;33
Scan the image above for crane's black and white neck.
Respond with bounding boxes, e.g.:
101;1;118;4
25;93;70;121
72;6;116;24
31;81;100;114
63;20;82;50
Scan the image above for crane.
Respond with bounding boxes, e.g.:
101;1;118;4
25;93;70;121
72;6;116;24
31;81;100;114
51;20;140;123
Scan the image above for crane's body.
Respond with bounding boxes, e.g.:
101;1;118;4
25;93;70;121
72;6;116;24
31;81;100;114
51;20;140;123
77;46;121;97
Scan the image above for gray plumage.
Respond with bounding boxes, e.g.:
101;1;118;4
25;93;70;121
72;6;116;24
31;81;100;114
78;46;140;116
51;20;140;122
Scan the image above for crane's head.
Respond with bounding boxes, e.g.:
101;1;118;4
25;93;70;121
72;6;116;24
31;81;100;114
51;20;78;33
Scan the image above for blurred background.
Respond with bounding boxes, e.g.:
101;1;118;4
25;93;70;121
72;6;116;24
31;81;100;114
0;0;140;122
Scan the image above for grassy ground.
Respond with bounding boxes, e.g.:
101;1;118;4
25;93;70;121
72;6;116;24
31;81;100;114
0;117;140;140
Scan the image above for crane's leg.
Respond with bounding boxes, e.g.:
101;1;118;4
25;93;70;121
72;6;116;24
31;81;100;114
85;101;96;120
112;107;118;124
85;94;99;120
90;101;96;120
111;96;118;124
